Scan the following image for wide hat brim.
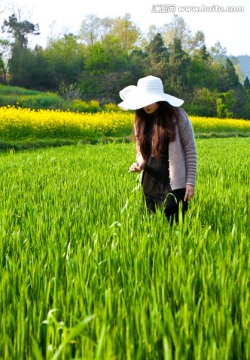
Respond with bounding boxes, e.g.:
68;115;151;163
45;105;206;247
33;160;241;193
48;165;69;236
118;92;184;110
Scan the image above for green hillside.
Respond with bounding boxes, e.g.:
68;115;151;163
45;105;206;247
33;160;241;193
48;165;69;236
238;55;250;79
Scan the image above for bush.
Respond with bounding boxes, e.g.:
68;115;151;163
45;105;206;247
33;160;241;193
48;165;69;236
69;99;102;113
103;103;121;112
185;88;217;117
0;84;41;96
19;93;66;110
0;85;66;110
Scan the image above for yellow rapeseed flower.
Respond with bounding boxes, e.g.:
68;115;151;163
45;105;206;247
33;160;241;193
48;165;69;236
0;106;249;141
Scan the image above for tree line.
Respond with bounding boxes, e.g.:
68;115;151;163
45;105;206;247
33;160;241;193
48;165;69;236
0;12;250;118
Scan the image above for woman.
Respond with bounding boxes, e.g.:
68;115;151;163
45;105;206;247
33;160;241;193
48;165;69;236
118;75;197;223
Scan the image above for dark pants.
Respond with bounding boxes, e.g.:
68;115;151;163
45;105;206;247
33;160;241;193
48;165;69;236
144;188;188;224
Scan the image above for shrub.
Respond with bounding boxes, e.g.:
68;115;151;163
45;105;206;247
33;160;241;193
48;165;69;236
103;103;121;112
69;99;102;113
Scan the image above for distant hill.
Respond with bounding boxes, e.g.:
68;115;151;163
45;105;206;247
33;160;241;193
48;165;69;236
229;55;250;83
237;55;250;80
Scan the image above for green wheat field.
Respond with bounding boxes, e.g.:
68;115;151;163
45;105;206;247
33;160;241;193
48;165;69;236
0;137;249;359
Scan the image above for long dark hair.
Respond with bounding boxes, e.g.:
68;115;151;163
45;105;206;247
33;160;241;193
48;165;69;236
134;101;179;161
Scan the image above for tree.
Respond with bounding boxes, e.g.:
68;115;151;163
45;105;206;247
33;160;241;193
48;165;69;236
26;45;52;90
210;41;227;63
216;98;227;118
110;13;140;52
0;53;4;80
167;38;190;99
102;33;128;71
145;24;163;43
44;34;85;88
79;13;140;52
216;58;241;92
188;59;213;91
187;43;214;91
244;76;250;90
215;59;243;117
144;33;169;79
79;14;113;45
238;78;250;117
2;13;39;49
2;13;40;85
0;38;10;83
162;15;192;51
128;49;147;81
194;45;211;62
216;90;240;118
229;56;245;84
80;33;130;100
84;41;112;75
187;31;206;54
186;88;217;116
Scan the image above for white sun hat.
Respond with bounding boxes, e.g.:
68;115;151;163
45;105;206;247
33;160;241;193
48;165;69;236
118;75;184;110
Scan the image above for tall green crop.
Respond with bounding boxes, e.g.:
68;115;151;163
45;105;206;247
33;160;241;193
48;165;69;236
0;138;249;359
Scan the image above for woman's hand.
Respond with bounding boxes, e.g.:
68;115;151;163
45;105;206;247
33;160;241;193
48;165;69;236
129;162;145;172
184;184;195;202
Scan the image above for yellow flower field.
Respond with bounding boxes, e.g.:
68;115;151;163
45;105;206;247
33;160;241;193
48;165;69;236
190;115;250;134
0;106;249;141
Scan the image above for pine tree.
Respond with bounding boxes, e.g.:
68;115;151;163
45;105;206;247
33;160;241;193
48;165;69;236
167;38;190;98
145;33;169;79
244;76;250;89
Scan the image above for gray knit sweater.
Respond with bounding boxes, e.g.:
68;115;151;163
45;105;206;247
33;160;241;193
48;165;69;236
135;108;197;190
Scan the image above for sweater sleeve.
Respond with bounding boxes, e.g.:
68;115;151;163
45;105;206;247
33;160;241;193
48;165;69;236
177;109;197;186
134;124;145;165
135;141;144;164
